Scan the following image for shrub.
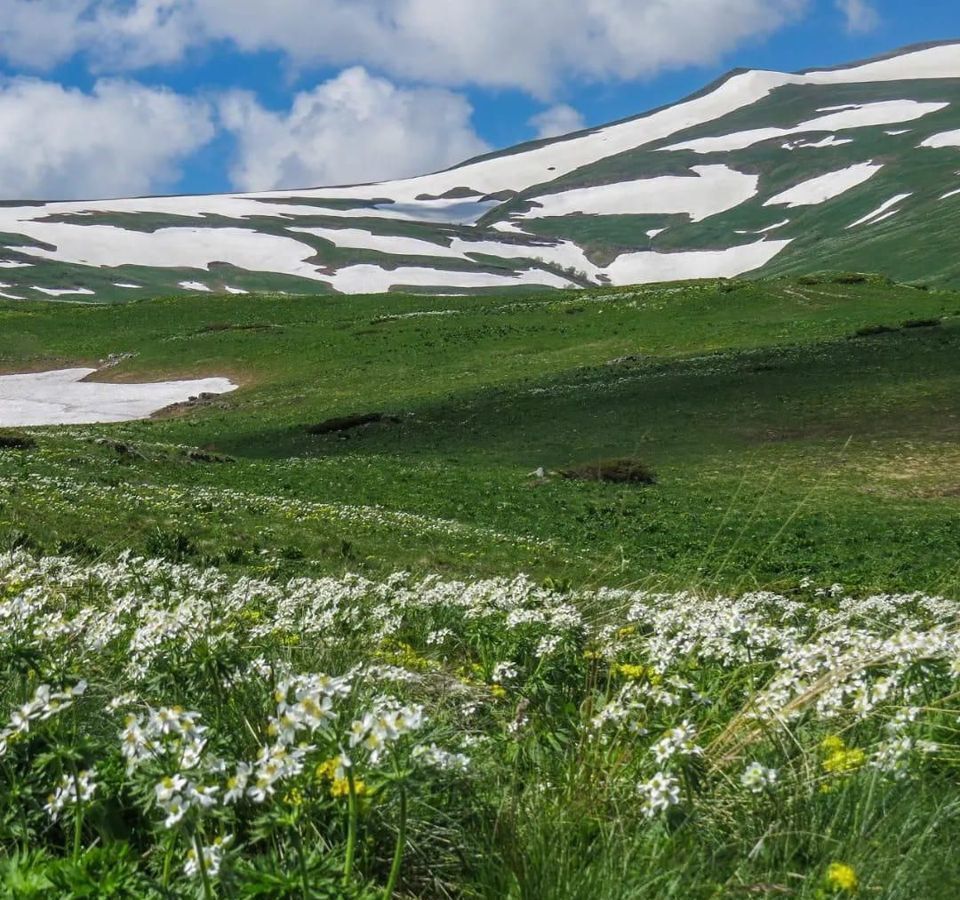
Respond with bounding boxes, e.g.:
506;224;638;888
0;432;36;451
901;318;941;329
852;324;898;338
560;457;657;485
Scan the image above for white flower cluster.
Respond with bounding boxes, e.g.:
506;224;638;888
0;681;87;756
44;768;98;821
637;772;681;819
740;761;778;794
184;834;233;878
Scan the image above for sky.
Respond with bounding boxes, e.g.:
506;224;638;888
0;0;956;201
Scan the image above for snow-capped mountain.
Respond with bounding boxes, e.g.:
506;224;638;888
2;41;960;301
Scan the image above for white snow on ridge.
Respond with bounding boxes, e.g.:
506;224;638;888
0;368;237;427
1;45;953;234
31;287;95;297
519;165;758;222
292;226;464;259
606;240;791;284
0;260;31;269
921;129;960;148
292;225;603;279
11;225;329;284
765;162;883;208
179;281;211;291
0;44;953;296
847;193;912;228
662;101;948;154
319;265;573;294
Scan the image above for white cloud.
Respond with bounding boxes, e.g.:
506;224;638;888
220;67;489;191
836;0;880;33
530;104;586;140
1;1;810;95
0;77;214;200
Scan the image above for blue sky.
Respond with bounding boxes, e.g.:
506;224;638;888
0;0;956;200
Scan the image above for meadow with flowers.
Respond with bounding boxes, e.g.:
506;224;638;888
3;275;960;895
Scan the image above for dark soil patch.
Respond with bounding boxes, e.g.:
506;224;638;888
901;318;941;329
560;457;657;485
307;412;400;436
0;432;36;451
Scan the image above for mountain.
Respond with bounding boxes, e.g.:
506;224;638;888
1;41;960;302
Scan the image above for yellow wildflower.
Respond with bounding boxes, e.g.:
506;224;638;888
615;663;647;680
821;735;846;755
330;777;366;799
825;862;858;893
490;684;507;699
823;748;866;776
617;625;637;638
283;787;304;807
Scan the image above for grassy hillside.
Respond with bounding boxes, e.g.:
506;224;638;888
3;277;960;898
2;275;960;592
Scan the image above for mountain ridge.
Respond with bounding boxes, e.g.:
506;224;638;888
0;40;959;301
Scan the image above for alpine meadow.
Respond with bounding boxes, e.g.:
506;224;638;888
2;30;960;900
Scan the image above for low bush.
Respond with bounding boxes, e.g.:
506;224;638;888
560;457;657;484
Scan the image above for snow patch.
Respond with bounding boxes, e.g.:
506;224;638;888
921;129;960;149
320;265;573;294
31;286;95;297
0;368;237;427
847;193;912;228
520;165;758;222
662;101;947;154
606;239;790;284
178;281;211;291
764;162;883;208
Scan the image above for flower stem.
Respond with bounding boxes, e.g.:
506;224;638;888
343;768;358;887
194;831;214;900
70;767;83;861
383;784;407;899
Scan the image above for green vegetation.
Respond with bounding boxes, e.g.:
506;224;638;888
2;276;960;591
2;275;960;896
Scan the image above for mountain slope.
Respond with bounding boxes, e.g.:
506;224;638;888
1;40;960;301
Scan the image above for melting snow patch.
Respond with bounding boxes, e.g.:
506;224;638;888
520;165;758;222
646;229;666;238
31;287;95;297
605;240;791;285
764;162;882;208
663;100;947;154
847;193;912;228
113;282;142;289
179;281;211;292
321;265;572;294
886;129;912;136
0;260;31;269
224;286;248;294
921;130;960;149
798;136;854;149
0;368;237;427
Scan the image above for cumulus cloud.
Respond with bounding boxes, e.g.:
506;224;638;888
530;104;587;140
2;1;810;95
220;67;489;191
836;0;881;34
0;77;214;200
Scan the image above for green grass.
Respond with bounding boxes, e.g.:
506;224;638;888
3;275;960;896
1;275;960;593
